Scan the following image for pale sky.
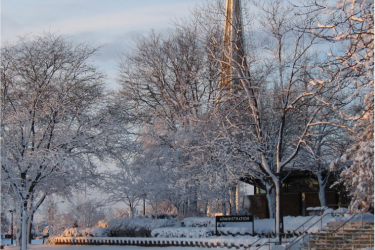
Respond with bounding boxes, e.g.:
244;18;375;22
1;0;203;89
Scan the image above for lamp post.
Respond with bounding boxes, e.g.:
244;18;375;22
8;210;14;245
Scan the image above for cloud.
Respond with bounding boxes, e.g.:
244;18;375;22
1;0;201;90
2;2;197;43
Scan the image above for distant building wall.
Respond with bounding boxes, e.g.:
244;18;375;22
247;194;268;219
246;191;345;218
302;191;339;215
283;193;301;217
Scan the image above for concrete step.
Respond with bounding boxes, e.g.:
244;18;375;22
311;234;346;239
309;237;348;242
331;231;374;237
300;242;369;250
309;247;367;250
329;222;374;226
304;221;374;250
354;236;374;240
348;239;374;243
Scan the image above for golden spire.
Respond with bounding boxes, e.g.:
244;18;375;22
219;0;247;93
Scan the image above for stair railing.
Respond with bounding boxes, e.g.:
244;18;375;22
285;211;333;249
285;211;358;250
251;214;322;249
247;236;263;248
253;213;333;250
253;236;281;250
291;214;317;235
329;212;360;234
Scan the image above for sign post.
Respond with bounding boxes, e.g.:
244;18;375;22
215;215;254;236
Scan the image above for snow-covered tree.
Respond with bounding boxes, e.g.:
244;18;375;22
1;33;107;250
308;0;374;212
62;197;106;228
37;196;68;236
300;123;350;206
1;212;10;235
101;165;143;218
194;0;369;237
338;120;374;212
115;21;229;217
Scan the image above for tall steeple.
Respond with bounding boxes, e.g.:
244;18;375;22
218;1;248;214
219;0;248;93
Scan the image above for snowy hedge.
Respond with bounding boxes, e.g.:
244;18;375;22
150;213;177;220
60;217;177;238
180;217;216;227
151;227;255;238
152;217;255;238
152;227;213;238
151;217;218;238
61;228;110;237
106;217;176;237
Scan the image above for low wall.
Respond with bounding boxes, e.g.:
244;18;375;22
50;236;273;249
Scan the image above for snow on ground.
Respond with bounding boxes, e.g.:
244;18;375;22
153;209;374;237
2;239;204;250
1;209;373;250
4;245;203;250
2;240;204;250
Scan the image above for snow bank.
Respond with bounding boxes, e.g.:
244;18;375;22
180;217;216;227
50;235;279;249
59;217;177;238
152;227;213;238
106;217;176;237
107;217;176;231
61;228;109;237
153;217;216;238
48;209;374;250
52;208;373;250
154;217;255;238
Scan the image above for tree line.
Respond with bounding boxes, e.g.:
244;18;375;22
1;0;373;249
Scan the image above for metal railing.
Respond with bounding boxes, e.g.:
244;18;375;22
291;214;318;235
329;212;361;233
252;213;325;249
254;238;275;250
251;213;325;249
285;211;359;250
254;234;293;250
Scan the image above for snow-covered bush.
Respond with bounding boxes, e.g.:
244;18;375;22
152;227;213;238
97;220;108;228
61;227;109;237
151;213;177;220
106;217;177;237
180;217;216;227
152;217;257;238
58;217;177;238
45;236;58;245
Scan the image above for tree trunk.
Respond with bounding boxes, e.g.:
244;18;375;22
273;177;283;240
205;200;210;216
317;170;327;206
230;184;238;215
190;189;198;216
151;201;158;215
265;181;275;218
221;196;227;216
183;199;188;217
21;202;28;250
174;202;181;220
27;214;34;244
129;202;135;218
16;210;22;247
